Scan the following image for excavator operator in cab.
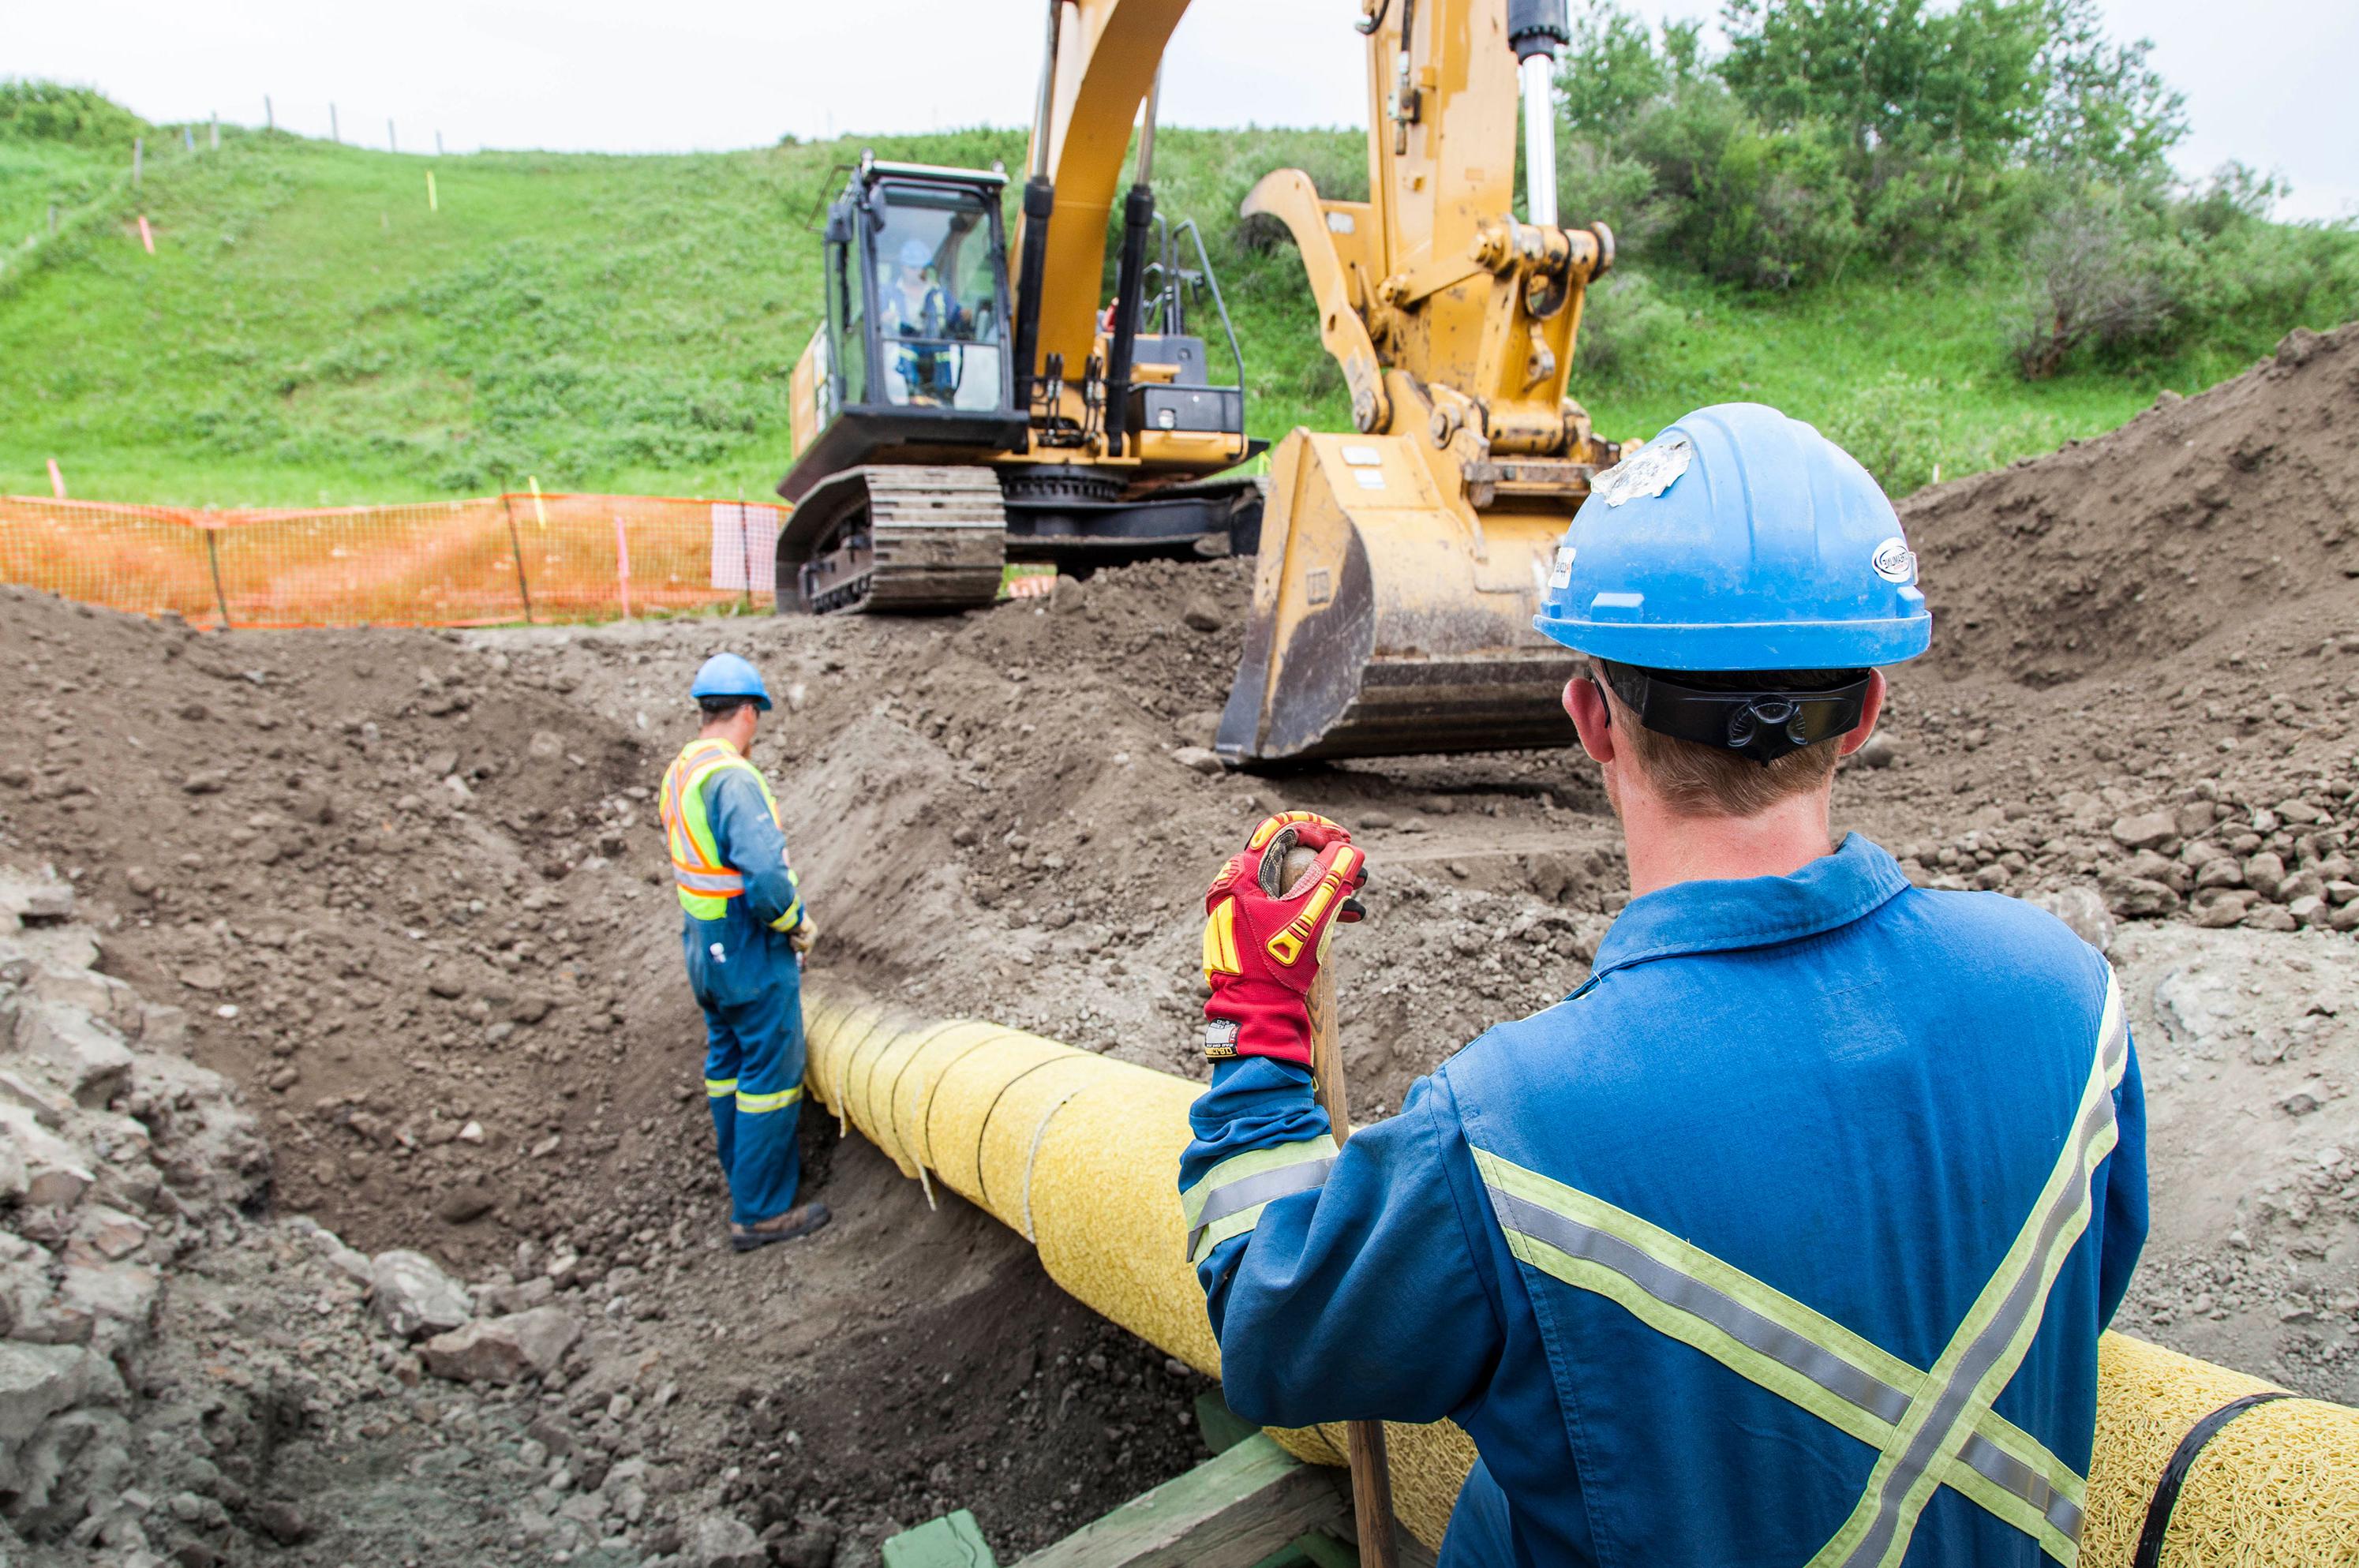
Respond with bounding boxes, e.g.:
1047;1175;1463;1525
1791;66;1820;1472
880;236;968;405
1180;404;2149;1566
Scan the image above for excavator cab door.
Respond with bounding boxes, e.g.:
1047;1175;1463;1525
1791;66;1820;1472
782;162;1028;507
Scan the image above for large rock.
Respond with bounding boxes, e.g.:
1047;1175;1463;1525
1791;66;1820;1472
22;961;147;1043
6;1405;133;1539
687;1514;766;1568
2099;872;2180;919
0;1343;124;1490
12;1001;133;1108
420;1307;582;1385
2028;882;2114;953
0;1105;95;1210
58;1260;160;1357
369;1250;472;1340
2108;811;2177;850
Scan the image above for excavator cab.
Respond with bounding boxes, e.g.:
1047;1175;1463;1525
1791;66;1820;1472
779;136;1266;616
793;159;1028;484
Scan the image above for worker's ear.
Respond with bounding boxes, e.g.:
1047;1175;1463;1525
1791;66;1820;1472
1833;670;1888;758
1563;676;1615;766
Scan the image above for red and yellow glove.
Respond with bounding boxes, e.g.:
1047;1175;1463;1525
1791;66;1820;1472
1200;811;1369;1067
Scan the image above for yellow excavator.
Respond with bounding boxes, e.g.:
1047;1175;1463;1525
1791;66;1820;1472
778;0;1623;764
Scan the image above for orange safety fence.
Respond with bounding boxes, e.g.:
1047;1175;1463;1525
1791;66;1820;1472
0;491;787;629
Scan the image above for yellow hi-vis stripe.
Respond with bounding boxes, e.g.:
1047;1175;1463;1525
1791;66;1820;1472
1473;967;2128;1567
704;1077;738;1098
735;1085;803;1114
1201;900;1241;981
1181;1134;1339;1265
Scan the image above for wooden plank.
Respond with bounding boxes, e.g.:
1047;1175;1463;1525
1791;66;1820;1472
1020;1434;1349;1568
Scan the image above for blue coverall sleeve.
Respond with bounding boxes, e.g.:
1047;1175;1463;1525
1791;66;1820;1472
2095;1033;2149;1327
706;769;803;931
1182;1061;1507;1429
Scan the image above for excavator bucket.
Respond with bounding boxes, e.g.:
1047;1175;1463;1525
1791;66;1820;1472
1216;430;1584;764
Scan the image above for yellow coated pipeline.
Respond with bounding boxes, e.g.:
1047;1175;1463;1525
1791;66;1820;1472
800;989;2359;1562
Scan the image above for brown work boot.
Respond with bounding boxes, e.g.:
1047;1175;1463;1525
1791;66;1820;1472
729;1202;832;1252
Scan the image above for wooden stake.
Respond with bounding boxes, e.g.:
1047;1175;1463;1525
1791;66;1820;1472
203;529;231;630
330;103;339;143
388;118;396;153
1294;846;1402;1568
137;215;155;255
264;95;273;132
46;458;66;500
426;170;438;212
500;493;534;623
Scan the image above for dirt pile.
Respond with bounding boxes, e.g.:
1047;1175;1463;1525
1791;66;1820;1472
1905;320;2359;687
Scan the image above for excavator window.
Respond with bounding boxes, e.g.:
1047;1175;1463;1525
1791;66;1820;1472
867;185;1004;412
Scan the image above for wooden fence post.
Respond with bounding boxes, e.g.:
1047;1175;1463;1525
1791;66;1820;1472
203;529;232;631
500;494;535;623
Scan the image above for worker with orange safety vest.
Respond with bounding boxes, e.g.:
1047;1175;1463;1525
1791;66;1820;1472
661;653;830;1252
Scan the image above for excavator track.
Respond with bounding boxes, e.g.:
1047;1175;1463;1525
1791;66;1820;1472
777;466;1008;616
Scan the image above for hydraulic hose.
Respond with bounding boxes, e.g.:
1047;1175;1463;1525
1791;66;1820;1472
798;989;2359;1560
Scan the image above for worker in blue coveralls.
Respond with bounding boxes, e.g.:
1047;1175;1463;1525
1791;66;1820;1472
1181;403;2148;1567
661;654;831;1252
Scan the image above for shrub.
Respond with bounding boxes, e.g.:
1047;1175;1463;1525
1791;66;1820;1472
0;81;147;148
1573;268;1680;379
2008;191;2177;379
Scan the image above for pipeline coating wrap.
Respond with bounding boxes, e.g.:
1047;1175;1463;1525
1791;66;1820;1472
802;990;2359;1561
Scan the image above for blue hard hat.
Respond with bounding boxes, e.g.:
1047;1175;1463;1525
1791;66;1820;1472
1534;402;1931;671
691;653;773;711
897;238;931;270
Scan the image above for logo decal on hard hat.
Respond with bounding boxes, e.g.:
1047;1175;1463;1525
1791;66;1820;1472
1870;537;1918;585
1591;436;1691;508
1548;545;1577;589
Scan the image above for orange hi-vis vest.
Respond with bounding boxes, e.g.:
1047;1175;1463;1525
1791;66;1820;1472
658;737;799;926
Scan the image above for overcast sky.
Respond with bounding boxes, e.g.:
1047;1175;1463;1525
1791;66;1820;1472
13;0;2355;220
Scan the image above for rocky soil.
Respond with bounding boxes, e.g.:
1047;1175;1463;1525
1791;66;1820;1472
1;321;2355;1564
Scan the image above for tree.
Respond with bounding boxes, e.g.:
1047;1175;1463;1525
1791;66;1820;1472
1717;0;2049;172
2029;0;2186;180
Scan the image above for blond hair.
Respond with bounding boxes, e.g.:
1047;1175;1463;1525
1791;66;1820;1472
1593;660;1843;818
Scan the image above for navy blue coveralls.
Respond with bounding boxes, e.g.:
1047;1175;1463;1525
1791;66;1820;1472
1181;836;2148;1567
664;739;810;1226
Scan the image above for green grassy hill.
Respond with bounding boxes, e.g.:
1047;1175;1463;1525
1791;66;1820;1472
0;122;2341;507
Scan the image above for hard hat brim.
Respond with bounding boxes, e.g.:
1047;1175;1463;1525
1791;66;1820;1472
1533;613;1933;672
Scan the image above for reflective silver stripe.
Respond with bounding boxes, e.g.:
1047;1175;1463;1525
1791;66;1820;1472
1485;1185;1915;1425
1958;1433;2084;1541
1829;1005;2125;1568
1474;967;2125;1566
1183;1156;1334;1261
675;865;745;893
